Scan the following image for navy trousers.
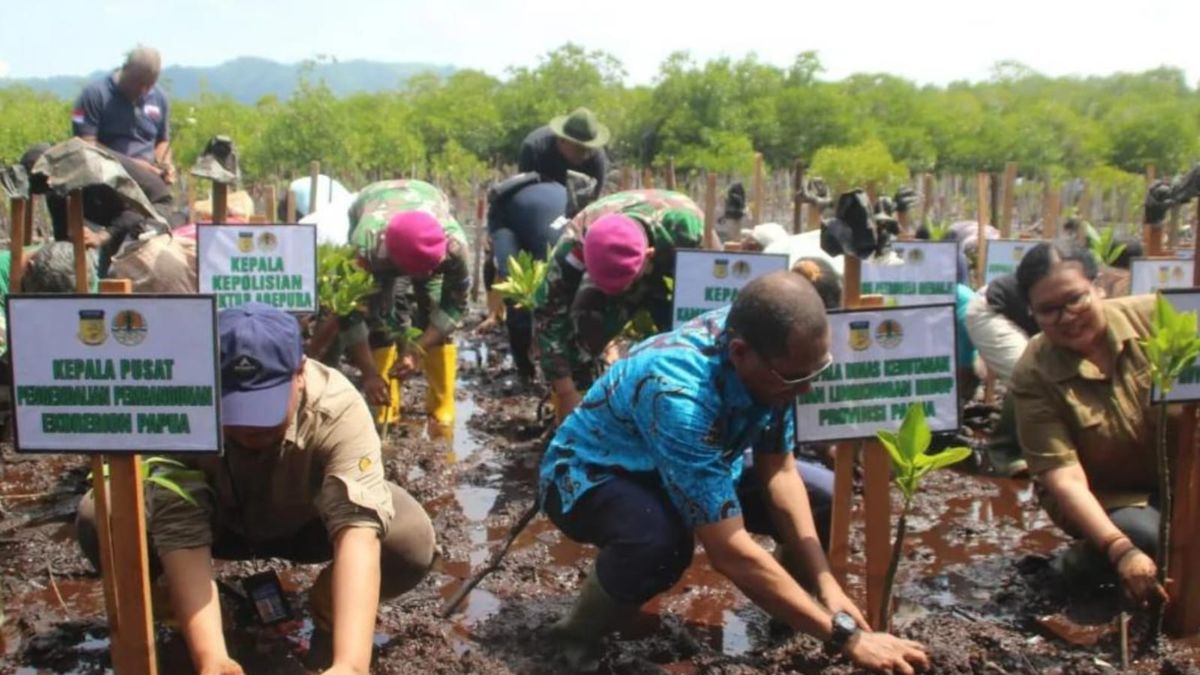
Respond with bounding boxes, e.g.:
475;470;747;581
543;459;835;604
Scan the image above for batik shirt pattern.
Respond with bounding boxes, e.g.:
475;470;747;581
538;306;795;527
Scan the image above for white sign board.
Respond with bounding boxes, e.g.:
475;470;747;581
861;242;958;306
672;250;790;327
7;295;222;454
1130;258;1192;296
984;239;1035;285
1157;289;1200;403
197;224;318;312
795;304;960;442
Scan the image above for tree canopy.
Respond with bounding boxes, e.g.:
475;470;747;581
3;44;1197;188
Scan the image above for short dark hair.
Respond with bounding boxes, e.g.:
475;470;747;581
22;242;82;293
1016;241;1098;302
727;270;827;359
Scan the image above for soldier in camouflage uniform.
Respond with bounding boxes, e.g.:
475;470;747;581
344;180;471;430
533;189;703;421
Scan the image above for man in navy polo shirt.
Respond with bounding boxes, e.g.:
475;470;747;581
72;46;176;195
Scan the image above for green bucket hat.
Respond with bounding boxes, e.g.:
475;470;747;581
548;107;611;149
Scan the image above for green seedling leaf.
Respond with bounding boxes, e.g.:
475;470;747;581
146;474;199;507
318;244;378;316
1141;293;1200;395
493;251;548;310
896;402;931;463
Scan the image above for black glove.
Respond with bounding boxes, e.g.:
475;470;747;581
820;190;877;259
874;196;896;217
724;182;747;220
894;186;919;213
1170;164;1200;205
1145;180;1173;225
799;177;832;208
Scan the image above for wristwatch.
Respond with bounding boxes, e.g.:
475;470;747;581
826;611;860;654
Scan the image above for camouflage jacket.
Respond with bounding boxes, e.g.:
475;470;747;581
346;180;470;340
533;189;703;382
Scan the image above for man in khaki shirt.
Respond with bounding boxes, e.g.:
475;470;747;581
77;303;435;675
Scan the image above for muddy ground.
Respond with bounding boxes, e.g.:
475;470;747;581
1;321;1199;674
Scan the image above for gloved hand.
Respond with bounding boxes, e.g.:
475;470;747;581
894;187;919;213
820;190;877;259
799;177;832;208
1170;163;1200;205
1144;180;1173;225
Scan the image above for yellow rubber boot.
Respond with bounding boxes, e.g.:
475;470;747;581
372;345;403;425
423;344;457;428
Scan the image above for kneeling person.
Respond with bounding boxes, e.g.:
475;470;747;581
540;271;928;673
76;303;436;674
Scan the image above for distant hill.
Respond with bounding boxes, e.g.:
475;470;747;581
1;57;456;103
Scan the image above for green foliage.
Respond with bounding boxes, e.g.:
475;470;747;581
809;138;910;194
492;251;547;310
8;48;1200;188
1140;293;1200;396
876;403;972;501
1089;226;1127;266
925;221;951;241
317;244;377;316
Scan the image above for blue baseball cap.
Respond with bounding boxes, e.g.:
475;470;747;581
218;303;304;428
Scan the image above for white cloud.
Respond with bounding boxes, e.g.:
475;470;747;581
0;60;9;78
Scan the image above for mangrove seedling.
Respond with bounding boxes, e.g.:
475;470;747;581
492;251;548;310
1138;293;1200;636
925;221;951;242
317;243;378;316
1090;226;1127;266
875;403;972;628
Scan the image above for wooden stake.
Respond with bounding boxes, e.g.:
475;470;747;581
9;198;27;292
1043;180;1060;240
752;153;765;225
975;173;991;287
703;173;718;250
620;166;633;191
829;257;890;612
471;194;486;304
642;167;655;190
102;278;158;674
212;183;228;225
1166;198;1200;637
792;160;805;234
921;173;934;225
309;161;321;217
665;158;677;190
265;185;277;222
285;189;297;223
1000;162;1017;238
23;194;34;244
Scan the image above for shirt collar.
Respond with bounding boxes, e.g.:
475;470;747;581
1043;300;1138;382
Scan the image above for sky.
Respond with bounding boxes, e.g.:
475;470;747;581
2;0;1198;86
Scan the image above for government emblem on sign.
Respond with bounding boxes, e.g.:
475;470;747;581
237;232;255;253
712;259;729;279
257;231;278;252
732;260;751;279
876;319;904;349
849;320;871;351
1013;246;1025;261
1172;265;1185;282
112;310;148;346
77;310;107;346
906;248;924;265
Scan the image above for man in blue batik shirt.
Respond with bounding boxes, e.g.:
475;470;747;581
540;271;929;674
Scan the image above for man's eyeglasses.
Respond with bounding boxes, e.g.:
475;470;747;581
768;353;834;386
1031;290;1094;325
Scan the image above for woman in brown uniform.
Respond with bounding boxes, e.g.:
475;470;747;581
1011;241;1169;611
